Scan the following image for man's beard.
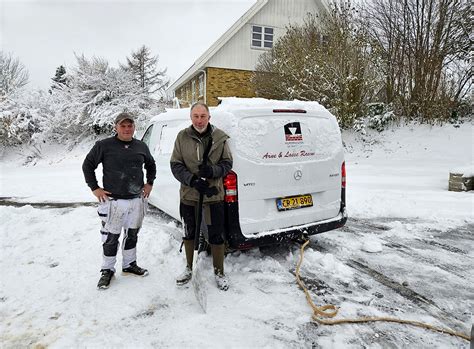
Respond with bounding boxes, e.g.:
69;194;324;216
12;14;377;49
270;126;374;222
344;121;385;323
194;125;207;133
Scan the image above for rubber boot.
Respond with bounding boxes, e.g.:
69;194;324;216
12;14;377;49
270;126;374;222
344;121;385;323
176;239;194;285
211;243;229;291
184;239;194;268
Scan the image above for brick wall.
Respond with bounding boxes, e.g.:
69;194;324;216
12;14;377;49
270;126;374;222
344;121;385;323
206;67;256;106
175;67;256;107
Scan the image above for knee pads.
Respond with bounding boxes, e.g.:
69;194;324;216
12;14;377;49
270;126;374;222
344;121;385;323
207;230;224;245
124;228;139;250
103;233;119;256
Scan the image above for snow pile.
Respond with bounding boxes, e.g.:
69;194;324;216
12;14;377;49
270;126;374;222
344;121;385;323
343;122;473;230
450;165;474;177
361;240;383;253
148;98;342;166
217;97;329;114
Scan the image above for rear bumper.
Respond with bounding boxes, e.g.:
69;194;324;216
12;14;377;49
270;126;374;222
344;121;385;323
225;203;347;250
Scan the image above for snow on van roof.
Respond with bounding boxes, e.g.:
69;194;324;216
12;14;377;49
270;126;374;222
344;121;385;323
217;97;329;113
150;98;332;124
146;97;342;166
149;108;189;123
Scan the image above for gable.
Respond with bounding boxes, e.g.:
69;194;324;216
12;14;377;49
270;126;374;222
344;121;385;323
206;0;325;72
170;0;328;93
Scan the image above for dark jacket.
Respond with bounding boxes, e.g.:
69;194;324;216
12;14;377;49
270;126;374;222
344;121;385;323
170;124;232;204
82;136;156;199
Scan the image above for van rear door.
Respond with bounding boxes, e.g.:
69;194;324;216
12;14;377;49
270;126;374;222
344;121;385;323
228;108;344;236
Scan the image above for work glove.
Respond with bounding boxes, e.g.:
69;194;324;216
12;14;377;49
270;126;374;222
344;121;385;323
198;164;214;179
191;178;219;197
205;186;218;197
191;178;210;195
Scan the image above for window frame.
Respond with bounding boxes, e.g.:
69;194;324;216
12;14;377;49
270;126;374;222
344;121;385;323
251;25;274;50
198;74;204;98
191;80;196;103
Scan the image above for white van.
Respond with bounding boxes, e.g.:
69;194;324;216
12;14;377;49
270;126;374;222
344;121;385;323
141;98;347;249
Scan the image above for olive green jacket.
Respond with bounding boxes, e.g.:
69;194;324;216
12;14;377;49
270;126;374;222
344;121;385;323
170;124;233;204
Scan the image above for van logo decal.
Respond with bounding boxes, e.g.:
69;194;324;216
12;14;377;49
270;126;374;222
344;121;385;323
294;170;303;180
284;122;303;142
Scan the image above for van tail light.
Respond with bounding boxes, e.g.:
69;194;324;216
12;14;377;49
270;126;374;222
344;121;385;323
341;161;346;188
223;171;238;203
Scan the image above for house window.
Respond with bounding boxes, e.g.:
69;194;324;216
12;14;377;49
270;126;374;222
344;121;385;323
198;74;204;97
251;25;273;49
191;80;196;103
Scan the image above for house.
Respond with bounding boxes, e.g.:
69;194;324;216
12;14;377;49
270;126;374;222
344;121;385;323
169;0;329;107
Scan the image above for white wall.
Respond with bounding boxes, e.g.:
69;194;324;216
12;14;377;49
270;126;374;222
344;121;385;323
206;0;323;71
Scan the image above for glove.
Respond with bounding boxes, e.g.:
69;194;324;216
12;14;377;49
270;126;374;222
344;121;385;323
205;186;218;197
198;164;213;179
191;178;218;197
191;178;210;195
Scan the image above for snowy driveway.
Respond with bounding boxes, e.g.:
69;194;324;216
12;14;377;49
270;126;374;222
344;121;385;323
1;123;472;347
0;203;472;348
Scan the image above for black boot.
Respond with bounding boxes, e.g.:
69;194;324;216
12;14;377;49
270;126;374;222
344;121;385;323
97;269;114;289
122;261;148;276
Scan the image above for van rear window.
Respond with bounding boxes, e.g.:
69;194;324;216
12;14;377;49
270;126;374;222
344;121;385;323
230;115;342;163
273;109;307;113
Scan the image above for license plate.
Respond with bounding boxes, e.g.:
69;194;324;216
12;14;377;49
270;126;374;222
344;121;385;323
276;194;313;211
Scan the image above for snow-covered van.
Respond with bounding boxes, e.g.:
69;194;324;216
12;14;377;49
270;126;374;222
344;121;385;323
142;98;347;249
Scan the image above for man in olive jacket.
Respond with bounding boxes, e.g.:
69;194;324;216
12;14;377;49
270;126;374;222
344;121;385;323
170;102;233;291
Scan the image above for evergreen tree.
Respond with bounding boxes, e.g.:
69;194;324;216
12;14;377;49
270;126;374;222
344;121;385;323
122;45;169;95
51;65;67;86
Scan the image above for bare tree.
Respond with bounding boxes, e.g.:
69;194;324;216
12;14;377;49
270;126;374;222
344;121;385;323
0;52;29;96
122;45;169;95
365;0;471;120
253;2;382;127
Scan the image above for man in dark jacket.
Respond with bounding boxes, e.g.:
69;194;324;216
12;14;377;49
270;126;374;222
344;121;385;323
82;112;156;289
170;102;232;291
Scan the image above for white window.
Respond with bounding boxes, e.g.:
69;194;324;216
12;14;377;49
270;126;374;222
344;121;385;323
251;25;274;49
198;74;204;97
191;80;196;103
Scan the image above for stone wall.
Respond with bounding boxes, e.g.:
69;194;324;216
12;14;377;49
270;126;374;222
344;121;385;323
175;67;256;107
448;172;474;192
206;67;256;106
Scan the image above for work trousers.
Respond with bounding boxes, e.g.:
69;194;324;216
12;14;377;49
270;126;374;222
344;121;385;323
97;197;147;272
180;201;225;245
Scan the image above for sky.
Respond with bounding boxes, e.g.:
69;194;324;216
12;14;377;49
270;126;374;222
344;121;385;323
0;0;256;90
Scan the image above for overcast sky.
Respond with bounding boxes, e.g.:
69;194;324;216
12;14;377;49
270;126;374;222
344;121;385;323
0;0;256;90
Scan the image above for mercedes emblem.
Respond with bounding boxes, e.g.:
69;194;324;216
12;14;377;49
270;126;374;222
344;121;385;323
294;170;303;180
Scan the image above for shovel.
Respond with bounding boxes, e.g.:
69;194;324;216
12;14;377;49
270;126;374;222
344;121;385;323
191;192;207;312
191;137;213;313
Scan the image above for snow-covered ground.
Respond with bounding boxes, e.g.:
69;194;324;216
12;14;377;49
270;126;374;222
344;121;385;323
1;121;473;348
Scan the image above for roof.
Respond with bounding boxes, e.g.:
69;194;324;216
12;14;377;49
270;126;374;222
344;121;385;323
168;0;331;93
168;0;268;92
